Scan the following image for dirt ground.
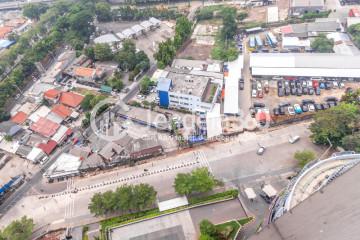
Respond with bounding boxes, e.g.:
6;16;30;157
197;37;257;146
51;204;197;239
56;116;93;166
252;81;359;111
177;39;213;60
246;6;267;22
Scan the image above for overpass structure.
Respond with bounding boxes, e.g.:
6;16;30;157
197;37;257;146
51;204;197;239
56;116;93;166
0;0;54;11
270;153;360;222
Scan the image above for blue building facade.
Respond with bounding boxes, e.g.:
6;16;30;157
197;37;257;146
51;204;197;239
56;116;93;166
156;77;172;108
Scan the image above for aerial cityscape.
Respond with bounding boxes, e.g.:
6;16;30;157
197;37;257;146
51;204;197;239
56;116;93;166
0;0;359;239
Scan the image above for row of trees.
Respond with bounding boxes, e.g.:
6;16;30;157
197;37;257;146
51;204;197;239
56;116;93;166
155;16;192;68
349;23;360;48
211;7;239;61
310;91;360;152
88;183;157;216
0;216;34;240
115;6;181;21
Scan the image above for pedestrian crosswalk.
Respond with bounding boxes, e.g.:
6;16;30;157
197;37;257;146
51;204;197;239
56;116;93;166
64;178;75;221
195;150;213;174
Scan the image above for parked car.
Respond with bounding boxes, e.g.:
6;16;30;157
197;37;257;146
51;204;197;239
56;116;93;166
315;103;323;111
277;81;283;88
315;87;321;95
307;80;312;87
302;87;309;95
302;99;315;105
319;82;326;89
278;88;284;97
324;82;332;90
257;82;262;91
252;89;257;98
254;102;265;108
290;88;297;95
279;107;286;115
308;87;314;95
290;81;295;88
328;101;336;108
325;96;338;102
257;90;264;98
288;106;295;115
284;81;290;88
259;192;272;203
301;104;309;112
302;81;307;88
308;104;315;112
239;82;244;90
296;88;302;96
322;103;330;109
295;80;301;88
312;80;319;88
332;81;339;89
293;104;303;114
339;82;345;88
273;108;280;116
279;102;291;107
285;87;290;96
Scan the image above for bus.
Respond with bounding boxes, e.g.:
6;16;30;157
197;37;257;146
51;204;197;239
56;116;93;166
255;35;263;48
266;32;278;47
249;36;256;49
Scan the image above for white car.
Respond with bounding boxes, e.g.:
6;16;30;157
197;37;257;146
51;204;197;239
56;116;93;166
332;81;339;88
289;135;300;144
307;80;312;87
339;82;345;88
308;104;315;112
288;106;295;115
257;82;262;91
252;89;257;98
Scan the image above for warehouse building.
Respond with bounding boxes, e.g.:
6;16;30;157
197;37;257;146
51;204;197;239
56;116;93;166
250;53;360;79
290;0;325;15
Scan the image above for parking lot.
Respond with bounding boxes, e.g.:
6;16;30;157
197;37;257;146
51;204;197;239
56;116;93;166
250;78;358;118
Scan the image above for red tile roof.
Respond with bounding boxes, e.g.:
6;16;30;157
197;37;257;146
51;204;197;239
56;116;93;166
280;25;293;34
74;67;95;78
11;111;27;124
30;117;60;137
44;89;61;100
38;140;57;155
51;104;72;119
59;92;84;108
0;26;12;38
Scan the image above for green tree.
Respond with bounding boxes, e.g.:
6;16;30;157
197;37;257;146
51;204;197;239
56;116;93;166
199;234;216;240
310;103;360;146
1;216;34;240
174;168;217;195
88;193;106;216
311;34;334;53
341;133;360;152
23;3;49;20
341;88;360;105
199;220;217;237
154;39;176;68
131;184;157;211
95;2;112;22
94;43;113;61
220;7;237;41
81;94;94;111
294;150;316;168
107;75;124;91
84;46;95;61
4;135;12;142
237;11;248;21
140;76;152;94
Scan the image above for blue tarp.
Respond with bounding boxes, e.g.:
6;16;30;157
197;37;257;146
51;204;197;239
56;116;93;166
0;176;21;196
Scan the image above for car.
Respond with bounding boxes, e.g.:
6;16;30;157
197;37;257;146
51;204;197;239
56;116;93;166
322;103;330;109
252;89;257;98
257;82;262;91
273;108;280;116
315;87;321;95
307;80;313;87
279;106;286;115
259;192;272;204
307;104;315;111
279;102;291;107
308;87;314;95
290;81;295;88
257;146;266;155
257;90;264;98
328;101;336;108
252;82;257;90
293;104;303;114
302;87;309;95
295;80;301;88
285;87;290;96
296;88;302;96
312;80;319;88
319;82;326;89
278;88;284;97
315;103;323;111
302;81;307;88
302;99;315;105
239;82;244;90
332;81;339;89
288;106;295;115
325;96;338;102
254;102;265;108
324;82;332;90
339;82;345;88
301;104;309;112
289;135;300;144
284;81;290;87
290;88;297;95
277;80;283;88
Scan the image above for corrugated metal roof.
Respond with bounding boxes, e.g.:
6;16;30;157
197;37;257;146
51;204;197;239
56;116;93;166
156;77;172;92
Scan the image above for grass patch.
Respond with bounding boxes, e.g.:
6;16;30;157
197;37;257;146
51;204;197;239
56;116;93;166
188;189;239;205
238;216;254;226
216;220;241;240
211;38;239;61
82;226;89;240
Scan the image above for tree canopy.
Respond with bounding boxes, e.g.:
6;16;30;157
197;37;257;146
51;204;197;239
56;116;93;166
0;216;34;240
95;2;112;22
310;103;360;146
294;150;316;168
348;23;360;47
89;184;157;216
23;3;49;20
341;133;360;153
94;43;113;61
311;34;334;53
174;168;217;196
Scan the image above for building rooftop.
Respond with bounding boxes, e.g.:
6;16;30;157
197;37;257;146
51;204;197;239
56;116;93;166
44;89;61;100
30;117;60;138
28;106;51;123
38;140;57;155
251;155;360;240
11;111;27;125
94;33;120;44
291;0;324;7
0;26;12;38
51;104;72;119
131;24;144;33
44;153;81;179
156;77;172;92
59;92;84;108
172;59;222;73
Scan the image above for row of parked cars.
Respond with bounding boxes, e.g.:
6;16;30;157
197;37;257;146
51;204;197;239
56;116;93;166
273;98;338;116
251;80;269;98
277;79;345;97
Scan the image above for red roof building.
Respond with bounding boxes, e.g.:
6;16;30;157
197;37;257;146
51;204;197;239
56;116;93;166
51;104;72;119
44;89;61;100
38;140;57;155
59;92;84;108
349;8;360;17
11;111;28;124
30;117;60;137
